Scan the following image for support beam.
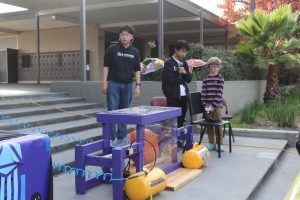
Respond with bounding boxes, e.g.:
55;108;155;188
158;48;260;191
158;0;164;59
250;0;256;12
51;14;97;28
39;0;158;15
140;28;225;36
35;11;41;85
166;0;199;15
179;0;226;26
225;24;229;50
0;11;35;22
0;28;19;34
199;10;203;45
99;16;200;28
80;0;87;82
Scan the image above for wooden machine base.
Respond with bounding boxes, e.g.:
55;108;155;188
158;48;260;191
166;168;202;191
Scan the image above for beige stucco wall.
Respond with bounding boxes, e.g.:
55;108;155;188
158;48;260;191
17;26;103;81
0;35;18;49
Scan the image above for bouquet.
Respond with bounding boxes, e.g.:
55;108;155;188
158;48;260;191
140;58;164;75
186;59;207;68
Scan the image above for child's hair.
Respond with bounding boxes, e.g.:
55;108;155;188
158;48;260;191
175;40;190;51
207;57;222;66
119;24;135;35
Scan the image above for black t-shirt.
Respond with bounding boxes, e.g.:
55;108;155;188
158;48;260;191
104;43;140;83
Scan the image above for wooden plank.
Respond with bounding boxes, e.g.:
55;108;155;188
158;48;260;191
166;168;202;191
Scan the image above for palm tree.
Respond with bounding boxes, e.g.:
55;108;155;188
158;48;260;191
235;5;300;102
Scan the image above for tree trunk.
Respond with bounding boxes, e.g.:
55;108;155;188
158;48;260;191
263;64;281;103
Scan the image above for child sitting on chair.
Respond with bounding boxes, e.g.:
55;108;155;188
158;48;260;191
201;57;225;152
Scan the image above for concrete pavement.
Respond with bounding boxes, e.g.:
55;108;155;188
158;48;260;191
53;136;288;200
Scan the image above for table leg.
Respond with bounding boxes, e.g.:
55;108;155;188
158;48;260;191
75;145;86;194
217;126;221;158
198;125;206;145
229;123;232;153
112;148;125;200
136;125;145;172
103;123;112;155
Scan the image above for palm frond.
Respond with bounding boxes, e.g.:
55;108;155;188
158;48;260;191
283;38;300;52
276;54;300;65
237;19;255;37
234;41;254;57
251;10;269;33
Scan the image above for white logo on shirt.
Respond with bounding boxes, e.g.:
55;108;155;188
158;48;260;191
117;52;134;59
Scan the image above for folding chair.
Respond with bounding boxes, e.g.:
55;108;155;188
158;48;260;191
222;99;235;142
188;92;233;158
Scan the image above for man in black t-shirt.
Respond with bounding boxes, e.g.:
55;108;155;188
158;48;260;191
102;24;141;146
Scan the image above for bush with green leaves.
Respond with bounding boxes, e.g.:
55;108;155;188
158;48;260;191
236;85;300;127
278;64;300;86
141;43;267;81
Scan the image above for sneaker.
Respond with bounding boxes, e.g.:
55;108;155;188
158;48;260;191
206;143;215;151
215;144;224;152
110;139;118;147
111;138;129;147
119;138;128;146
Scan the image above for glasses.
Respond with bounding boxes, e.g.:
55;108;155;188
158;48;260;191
120;32;132;37
210;65;221;68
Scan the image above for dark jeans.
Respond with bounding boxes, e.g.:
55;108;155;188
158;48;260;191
166;96;188;127
107;81;133;140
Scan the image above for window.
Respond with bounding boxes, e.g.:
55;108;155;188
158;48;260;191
21;55;31;68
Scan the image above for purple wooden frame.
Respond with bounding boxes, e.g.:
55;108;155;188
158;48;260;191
75;106;188;200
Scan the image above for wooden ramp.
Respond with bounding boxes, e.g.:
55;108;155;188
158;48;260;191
166;168;202;191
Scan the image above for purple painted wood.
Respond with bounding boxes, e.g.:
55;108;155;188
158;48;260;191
86;155;112;168
85;178;106;189
102;123;112;155
162;162;183;174
97;106;181;125
136;125;145;172
76;106;182;200
75;145;86;194
185;125;194;151
112;148;125;200
80;140;103;154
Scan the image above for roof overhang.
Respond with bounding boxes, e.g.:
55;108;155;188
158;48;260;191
0;0;238;46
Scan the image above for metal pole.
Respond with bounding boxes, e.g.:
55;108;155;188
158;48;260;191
35;11;40;84
80;0;87;82
199;10;203;45
250;0;256;12
158;0;164;59
225;24;229;50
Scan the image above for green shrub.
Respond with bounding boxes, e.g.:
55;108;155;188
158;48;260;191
236;85;300;128
239;100;265;123
141;43;267;81
267;102;296;127
278;63;300;86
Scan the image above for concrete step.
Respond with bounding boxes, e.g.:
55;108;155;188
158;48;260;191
50;127;103;153
51;144;103;176
52;148;75;175
232;128;299;147
15;118;101;136
250;147;300;200
0;92;70;100
0;107;106;130
0;96;87;109
0;102;101;118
